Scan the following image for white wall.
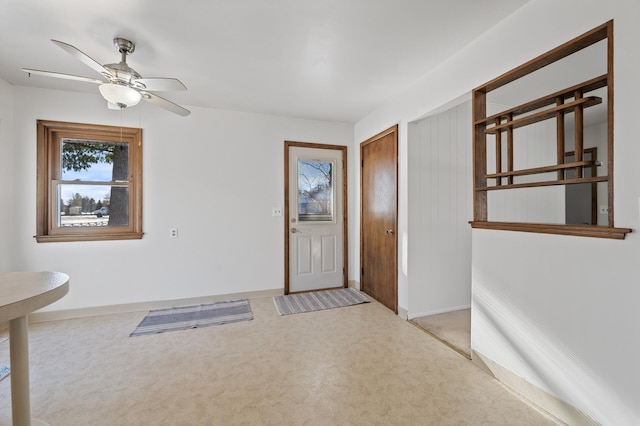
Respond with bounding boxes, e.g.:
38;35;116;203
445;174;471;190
354;0;640;424
7;85;353;312
0;79;14;271
407;101;472;317
567;121;609;226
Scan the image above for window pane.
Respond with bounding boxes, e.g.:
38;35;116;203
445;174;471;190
57;184;129;227
297;160;334;222
61;139;129;182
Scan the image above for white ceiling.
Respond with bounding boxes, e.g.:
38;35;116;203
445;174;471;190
0;0;529;123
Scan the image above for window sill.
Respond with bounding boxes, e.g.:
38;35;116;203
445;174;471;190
35;232;143;243
469;221;631;240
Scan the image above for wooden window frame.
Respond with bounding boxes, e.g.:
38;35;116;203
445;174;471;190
470;20;631;239
36;120;143;242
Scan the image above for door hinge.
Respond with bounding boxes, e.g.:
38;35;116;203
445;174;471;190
361;267;364;276
361;159;364;167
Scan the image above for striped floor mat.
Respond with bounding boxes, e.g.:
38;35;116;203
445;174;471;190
130;300;252;336
273;288;369;315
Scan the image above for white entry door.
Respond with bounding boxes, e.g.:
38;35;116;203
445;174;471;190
286;143;346;293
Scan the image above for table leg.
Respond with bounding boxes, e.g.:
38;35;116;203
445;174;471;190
9;315;31;426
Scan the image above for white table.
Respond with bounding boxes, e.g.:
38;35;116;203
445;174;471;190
0;272;69;426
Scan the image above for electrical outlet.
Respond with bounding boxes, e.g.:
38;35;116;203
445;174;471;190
599;205;609;214
272;207;282;217
169;228;178;238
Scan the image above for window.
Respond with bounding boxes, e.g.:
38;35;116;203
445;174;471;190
36;120;143;242
297;160;335;222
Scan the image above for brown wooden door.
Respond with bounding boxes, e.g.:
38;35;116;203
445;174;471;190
360;125;398;313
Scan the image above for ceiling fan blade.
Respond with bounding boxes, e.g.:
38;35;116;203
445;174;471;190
22;68;105;84
133;78;187;92
140;91;191;116
51;39;114;79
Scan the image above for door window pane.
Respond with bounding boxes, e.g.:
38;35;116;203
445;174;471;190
297;160;334;222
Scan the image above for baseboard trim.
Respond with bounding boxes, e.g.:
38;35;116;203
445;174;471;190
397;306;409;320
472;350;598;426
408;304;471;320
28;288;284;324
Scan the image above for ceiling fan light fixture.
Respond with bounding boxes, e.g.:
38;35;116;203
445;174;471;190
25;38;189;115
99;83;141;109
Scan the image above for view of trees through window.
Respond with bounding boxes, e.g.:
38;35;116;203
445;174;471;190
36;120;142;242
297;160;334;222
58;140;129;227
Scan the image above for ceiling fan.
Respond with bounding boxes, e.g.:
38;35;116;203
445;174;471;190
23;38;190;116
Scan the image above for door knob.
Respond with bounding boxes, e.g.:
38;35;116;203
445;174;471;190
291;228;299;234
386;229;394;234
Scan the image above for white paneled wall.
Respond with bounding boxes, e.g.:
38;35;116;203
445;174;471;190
484;110;607;225
574;122;609;225
486;103;565;224
407;101;472;318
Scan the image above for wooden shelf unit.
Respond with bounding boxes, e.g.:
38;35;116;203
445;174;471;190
470;20;630;239
475;74;607;128
484;96;601;135
478;76;604;190
485;160;598;180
